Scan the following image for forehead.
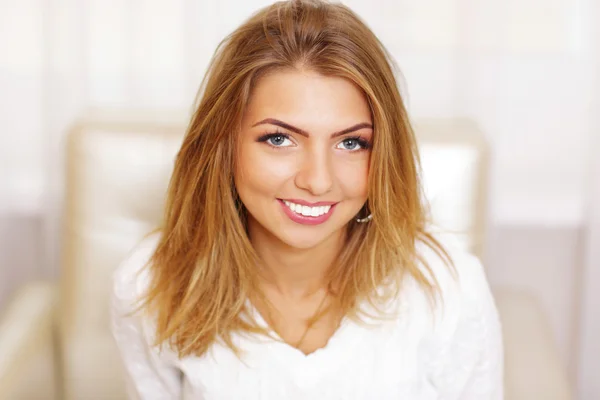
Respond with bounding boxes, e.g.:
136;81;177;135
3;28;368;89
243;69;372;128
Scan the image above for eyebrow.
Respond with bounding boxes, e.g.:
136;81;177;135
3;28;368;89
251;118;373;138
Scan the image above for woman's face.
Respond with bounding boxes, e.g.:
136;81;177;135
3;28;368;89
235;69;372;250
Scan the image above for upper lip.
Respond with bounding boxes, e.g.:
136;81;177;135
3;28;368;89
280;198;338;207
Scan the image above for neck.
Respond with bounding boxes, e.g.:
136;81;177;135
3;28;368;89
248;220;345;299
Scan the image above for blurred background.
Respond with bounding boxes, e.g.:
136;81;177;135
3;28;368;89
0;0;598;399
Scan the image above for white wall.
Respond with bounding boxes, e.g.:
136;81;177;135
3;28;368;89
1;0;592;226
576;1;600;398
0;1;45;213
0;0;598;397
578;99;600;398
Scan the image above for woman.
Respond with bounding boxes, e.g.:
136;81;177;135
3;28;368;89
111;0;503;398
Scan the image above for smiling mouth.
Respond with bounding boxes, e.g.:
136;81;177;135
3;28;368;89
281;200;332;217
277;195;337;214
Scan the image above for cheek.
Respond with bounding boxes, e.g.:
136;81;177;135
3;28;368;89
334;157;369;199
236;146;296;196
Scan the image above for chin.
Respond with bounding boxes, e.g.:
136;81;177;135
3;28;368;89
279;234;328;250
274;224;343;250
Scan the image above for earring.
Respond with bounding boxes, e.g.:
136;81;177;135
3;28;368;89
355;213;373;223
355;203;372;223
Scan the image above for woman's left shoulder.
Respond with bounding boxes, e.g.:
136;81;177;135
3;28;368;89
411;234;504;398
415;233;493;309
400;232;500;345
410;233;502;352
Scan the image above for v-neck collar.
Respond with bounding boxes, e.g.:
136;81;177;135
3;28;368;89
243;298;368;386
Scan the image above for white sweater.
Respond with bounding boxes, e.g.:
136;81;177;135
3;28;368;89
111;233;503;400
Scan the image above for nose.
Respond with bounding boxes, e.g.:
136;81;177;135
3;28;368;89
294;147;333;196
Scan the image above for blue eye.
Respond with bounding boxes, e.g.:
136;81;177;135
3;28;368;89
340;138;360;150
268;135;288;146
257;132;294;148
336;136;371;151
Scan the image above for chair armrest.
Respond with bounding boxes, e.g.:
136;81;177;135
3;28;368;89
0;281;58;398
494;288;573;400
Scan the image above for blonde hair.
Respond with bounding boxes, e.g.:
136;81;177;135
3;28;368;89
138;0;452;358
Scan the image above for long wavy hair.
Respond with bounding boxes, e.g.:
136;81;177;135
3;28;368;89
138;0;452;358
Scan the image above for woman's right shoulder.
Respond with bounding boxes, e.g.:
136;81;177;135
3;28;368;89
110;231;183;375
111;231;162;307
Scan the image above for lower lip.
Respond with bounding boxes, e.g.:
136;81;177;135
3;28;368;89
278;200;336;226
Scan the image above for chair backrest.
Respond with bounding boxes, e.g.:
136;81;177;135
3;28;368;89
414;118;489;257
59;113;488;399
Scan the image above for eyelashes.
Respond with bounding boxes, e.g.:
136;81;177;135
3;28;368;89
256;131;372;151
256;131;291;147
340;136;372;150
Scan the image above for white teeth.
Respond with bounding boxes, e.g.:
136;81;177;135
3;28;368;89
282;200;332;217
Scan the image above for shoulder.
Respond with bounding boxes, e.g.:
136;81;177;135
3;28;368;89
399;233;500;345
111;232;162;313
415;233;492;312
110;232;184;395
110;231;170;350
409;233;502;359
409;235;504;396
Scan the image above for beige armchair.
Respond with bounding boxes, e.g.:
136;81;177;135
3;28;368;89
0;114;572;399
